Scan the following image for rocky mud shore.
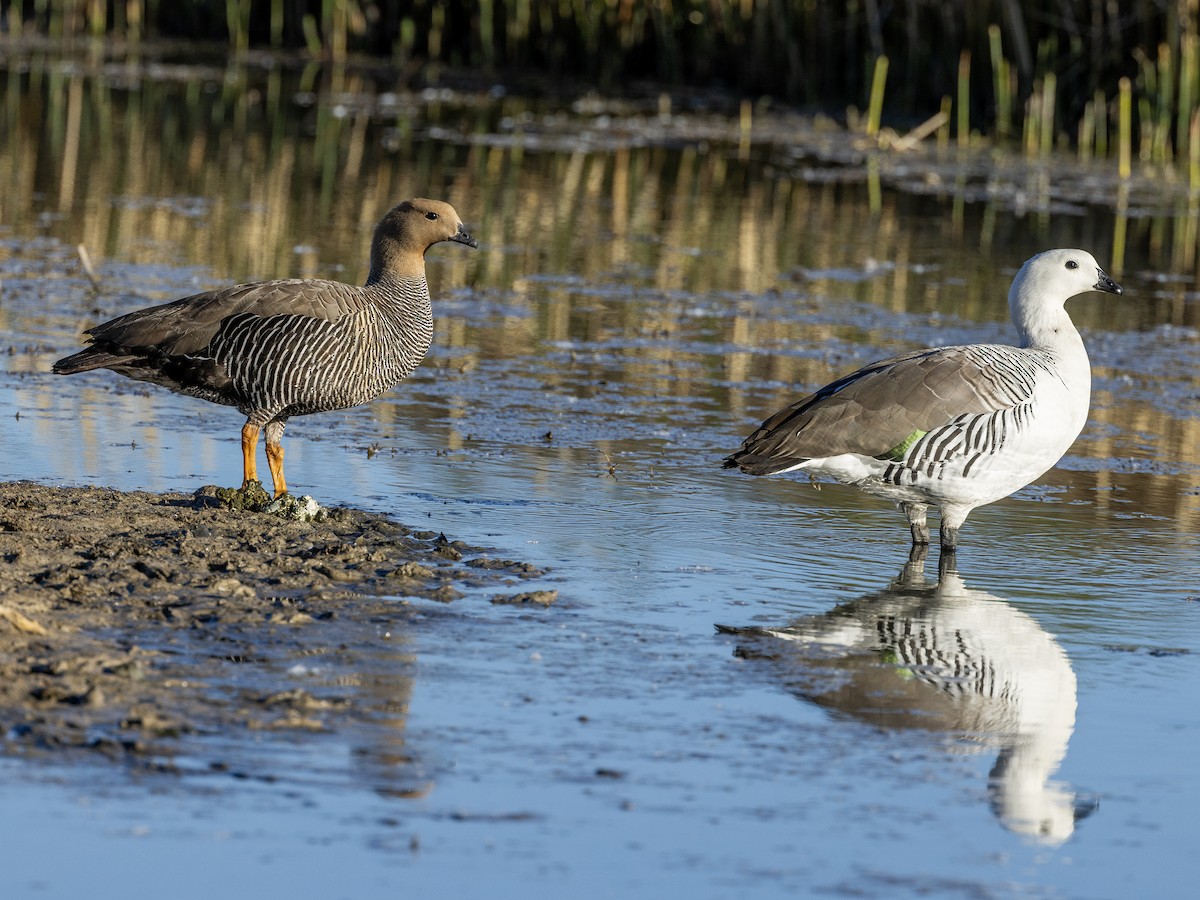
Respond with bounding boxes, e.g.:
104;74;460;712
0;481;555;777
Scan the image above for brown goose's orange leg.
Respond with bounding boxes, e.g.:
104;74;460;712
241;422;261;489
264;419;288;497
265;440;286;498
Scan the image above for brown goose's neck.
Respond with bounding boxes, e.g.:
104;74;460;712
367;259;426;286
367;224;428;284
365;272;431;312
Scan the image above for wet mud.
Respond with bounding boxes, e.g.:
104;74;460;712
0;480;550;773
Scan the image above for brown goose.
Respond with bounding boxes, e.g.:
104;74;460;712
724;249;1122;550
53;198;478;497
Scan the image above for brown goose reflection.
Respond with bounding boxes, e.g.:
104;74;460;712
720;548;1096;843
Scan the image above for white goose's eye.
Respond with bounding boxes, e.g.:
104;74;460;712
1065;260;1078;270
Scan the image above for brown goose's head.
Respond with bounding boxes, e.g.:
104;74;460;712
368;198;477;284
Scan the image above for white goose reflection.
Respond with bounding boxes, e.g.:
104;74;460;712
721;548;1096;843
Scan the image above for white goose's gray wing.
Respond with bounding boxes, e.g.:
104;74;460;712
724;344;1048;475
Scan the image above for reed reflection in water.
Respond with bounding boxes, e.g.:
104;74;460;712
1;48;1197;532
721;548;1094;845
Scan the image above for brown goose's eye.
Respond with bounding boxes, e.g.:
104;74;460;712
425;212;439;221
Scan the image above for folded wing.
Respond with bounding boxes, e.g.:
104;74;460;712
725;345;1035;475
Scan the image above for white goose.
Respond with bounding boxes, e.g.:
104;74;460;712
723;249;1123;550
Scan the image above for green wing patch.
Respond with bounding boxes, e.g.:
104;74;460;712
875;429;926;462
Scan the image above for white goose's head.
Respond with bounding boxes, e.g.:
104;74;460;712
1008;249;1122;348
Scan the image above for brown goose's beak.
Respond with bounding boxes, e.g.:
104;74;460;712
450;224;479;249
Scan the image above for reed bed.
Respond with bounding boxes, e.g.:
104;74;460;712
5;1;1200;172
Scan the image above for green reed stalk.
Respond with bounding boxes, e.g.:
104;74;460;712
226;0;250;55
301;14;321;56
130;0;145;44
46;0;64;39
1119;77;1133;178
738;98;752;160
1023;88;1038;156
957;50;970;148
1179;33;1198;165
1157;41;1173;161
1078;99;1094;161
87;0;104;36
326;0;347;63
1094;89;1109;158
480;0;494;67
429;2;443;60
988;24;1012;142
866;55;888;138
270;0;283;47
395;16;416;63
1138;93;1153;161
9;1;26;38
1190;110;1200;190
1133;46;1160;161
1111;184;1129;275
1040;71;1055;156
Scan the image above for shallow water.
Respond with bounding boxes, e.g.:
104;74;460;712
2;48;1199;898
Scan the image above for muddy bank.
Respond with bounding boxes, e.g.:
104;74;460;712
0;480;554;777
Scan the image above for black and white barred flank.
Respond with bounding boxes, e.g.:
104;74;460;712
211;277;435;426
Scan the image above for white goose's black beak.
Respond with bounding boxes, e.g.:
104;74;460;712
1095;269;1122;295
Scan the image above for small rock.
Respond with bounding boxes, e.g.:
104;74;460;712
427;585;463;603
491;590;558;607
210;577;255;600
392;561;434;579
467;558;547;577
313;564;359;583
265;494;325;522
271;611;315;625
198;481;273;511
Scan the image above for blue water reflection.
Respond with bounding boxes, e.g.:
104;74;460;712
721;548;1095;844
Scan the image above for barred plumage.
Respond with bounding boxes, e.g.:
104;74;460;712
53;198;478;497
723;249;1123;551
721;549;1085;842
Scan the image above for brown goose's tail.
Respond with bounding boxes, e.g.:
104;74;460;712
52;348;141;375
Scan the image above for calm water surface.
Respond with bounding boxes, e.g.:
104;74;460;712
1;49;1198;898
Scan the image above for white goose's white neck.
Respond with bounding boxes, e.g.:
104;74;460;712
1012;295;1081;352
1009;277;1092;404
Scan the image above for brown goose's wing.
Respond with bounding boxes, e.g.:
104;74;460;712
724;345;1031;475
54;279;367;373
92;279;367;356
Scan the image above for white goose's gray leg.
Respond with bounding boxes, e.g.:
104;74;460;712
901;502;930;545
939;506;970;552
